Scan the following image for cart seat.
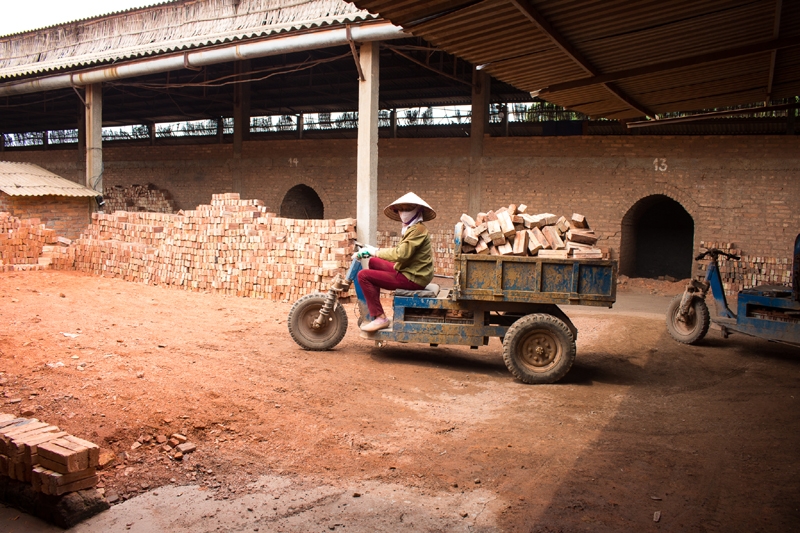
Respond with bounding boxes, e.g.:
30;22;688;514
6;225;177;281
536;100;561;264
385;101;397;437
395;283;440;298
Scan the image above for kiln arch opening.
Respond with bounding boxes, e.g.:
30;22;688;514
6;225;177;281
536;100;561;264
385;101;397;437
280;184;324;219
620;195;694;280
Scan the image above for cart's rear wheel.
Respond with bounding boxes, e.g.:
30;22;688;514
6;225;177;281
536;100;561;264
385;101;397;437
502;314;576;384
666;294;709;345
287;293;348;350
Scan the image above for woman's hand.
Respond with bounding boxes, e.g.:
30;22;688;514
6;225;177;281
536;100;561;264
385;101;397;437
353;246;378;260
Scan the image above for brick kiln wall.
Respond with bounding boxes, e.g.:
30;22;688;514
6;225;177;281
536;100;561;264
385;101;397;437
5;134;799;293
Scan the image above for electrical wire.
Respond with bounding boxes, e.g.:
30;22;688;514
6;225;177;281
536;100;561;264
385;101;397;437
106;52;352;90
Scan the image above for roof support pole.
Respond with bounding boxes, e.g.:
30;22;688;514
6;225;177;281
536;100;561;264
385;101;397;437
233;60;250;196
468;69;489;216
85;83;103;194
233;60;251;154
356;40;379;246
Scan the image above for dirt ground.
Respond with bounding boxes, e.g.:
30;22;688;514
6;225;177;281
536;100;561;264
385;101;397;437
1;270;799;532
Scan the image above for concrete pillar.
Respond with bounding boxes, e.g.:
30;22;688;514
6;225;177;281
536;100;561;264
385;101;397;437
468;69;489;216
0;133;4;152
42;131;49;149
77;98;86;184
217;117;224;143
391;108;397;138
357;41;380;245
148;122;156;145
297;113;304;139
85;83;103;194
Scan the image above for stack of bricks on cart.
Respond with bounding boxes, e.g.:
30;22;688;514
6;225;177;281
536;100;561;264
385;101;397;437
0;413;100;496
0;212;61;272
695;241;795;297
456;205;607;259
50;193;357;301
103;183;176;214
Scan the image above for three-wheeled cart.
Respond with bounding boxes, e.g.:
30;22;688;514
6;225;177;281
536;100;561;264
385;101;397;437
288;229;617;383
666;234;800;347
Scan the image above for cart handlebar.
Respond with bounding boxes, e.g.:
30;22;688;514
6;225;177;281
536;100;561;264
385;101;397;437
695;249;740;261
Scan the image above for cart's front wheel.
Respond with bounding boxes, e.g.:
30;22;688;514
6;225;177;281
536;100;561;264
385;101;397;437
502;314;576;384
287;293;348;350
666;294;709;345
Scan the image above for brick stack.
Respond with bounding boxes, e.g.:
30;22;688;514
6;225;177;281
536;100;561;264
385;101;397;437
430;230;456;277
104;184;176;214
695;241;795;297
457;205;607;259
0;414;100;496
0;212;57;271
53;193;357;301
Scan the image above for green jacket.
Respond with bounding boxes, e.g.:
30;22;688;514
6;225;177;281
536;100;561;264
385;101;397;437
376;223;434;287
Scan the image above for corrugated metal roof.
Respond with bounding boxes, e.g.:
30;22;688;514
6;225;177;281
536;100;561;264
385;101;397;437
0;0;374;80
0;162;99;197
352;0;800;119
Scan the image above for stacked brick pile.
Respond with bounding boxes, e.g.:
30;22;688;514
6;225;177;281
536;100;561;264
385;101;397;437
377;229;456;278
0;212;57;271
103;184;177;214
0;413;100;496
696;241;795;297
52;193;356;301
457;205;607;259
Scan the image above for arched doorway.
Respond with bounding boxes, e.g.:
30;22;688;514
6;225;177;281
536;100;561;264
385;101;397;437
620;195;694;279
280;184;324;219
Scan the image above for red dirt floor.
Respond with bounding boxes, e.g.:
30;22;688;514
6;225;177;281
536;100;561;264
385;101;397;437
1;270;799;532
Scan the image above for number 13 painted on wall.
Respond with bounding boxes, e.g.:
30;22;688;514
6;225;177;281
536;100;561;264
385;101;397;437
653;158;668;171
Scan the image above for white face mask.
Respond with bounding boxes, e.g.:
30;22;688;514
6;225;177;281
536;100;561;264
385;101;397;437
398;209;419;224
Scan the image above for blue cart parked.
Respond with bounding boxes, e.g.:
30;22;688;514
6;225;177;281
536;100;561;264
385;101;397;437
288;227;617;383
666;234;800;347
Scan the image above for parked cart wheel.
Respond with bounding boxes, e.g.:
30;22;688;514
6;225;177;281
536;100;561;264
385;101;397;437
666;294;709;345
288;293;348;350
502;313;576;384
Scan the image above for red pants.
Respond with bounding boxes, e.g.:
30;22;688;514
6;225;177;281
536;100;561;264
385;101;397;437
357;257;424;317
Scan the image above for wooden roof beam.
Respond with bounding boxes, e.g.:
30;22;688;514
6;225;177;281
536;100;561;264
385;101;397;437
626;101;800;128
765;0;783;104
536;35;800;97
509;0;655;118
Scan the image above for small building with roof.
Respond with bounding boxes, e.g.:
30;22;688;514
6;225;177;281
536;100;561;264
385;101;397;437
0;162;99;238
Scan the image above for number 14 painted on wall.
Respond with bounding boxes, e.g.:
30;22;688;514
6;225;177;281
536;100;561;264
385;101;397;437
653;158;668;171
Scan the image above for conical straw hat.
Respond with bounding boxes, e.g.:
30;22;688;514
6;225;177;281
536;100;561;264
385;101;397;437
383;192;436;222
